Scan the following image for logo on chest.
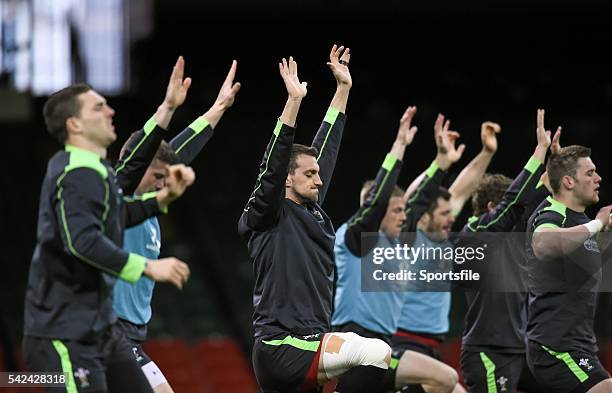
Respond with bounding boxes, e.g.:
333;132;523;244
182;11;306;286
583;238;600;253
145;222;161;253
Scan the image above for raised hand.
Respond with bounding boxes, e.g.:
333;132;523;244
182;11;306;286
213;60;241;110
279;56;307;100
435;114;465;166
550;126;562;156
446;131;465;163
534;108;559;163
481;121;501;153
326;44;352;87
156;164;196;210
536;109;552;149
396;106;418;146
164;164;195;198
163;56;192;110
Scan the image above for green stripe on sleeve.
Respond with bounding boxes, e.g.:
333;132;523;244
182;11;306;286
347;154;395;228
389;357;399;370
245;120;282;211
119;254;147;283
324;107;340;124
425;160;439;178
406;161;439;207
116;116;157;174
175;117;211;154
125;191;158;201
534;223;560;232
479;352;498;393
139;191;158;201
317;109;340;161
101;181;110;227
524;155;542;174
466;215;479;231
126;191;166;214
273;119;283;136
262;336;320;352
57;179;116;274
57;170;144;279
473;167;537;231
143;115;157;135
52;340;78;393
541;346;589;383
382;154;397;171
189;116;210;133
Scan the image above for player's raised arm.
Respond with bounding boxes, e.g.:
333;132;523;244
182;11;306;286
171;60;241;163
116;56;192;193
239;56;306;232
312;44;352;204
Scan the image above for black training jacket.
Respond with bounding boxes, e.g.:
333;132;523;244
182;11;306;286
24;117;166;340
457;155;544;353
238;108;345;339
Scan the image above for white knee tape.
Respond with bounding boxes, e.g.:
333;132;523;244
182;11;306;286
321;332;391;380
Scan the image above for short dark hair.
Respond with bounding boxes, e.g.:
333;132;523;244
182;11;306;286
154;141;180;165
426;186;452;216
43;83;92;143
360;180;404;206
120;134;180;165
288;144;318;174
546;145;592;194
471;174;513;216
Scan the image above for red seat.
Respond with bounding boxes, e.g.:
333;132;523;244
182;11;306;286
142;338;259;392
192;339;259;392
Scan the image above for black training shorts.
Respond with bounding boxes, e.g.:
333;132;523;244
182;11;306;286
526;340;610;393
461;349;545;393
252;332;323;393
23;323;152;393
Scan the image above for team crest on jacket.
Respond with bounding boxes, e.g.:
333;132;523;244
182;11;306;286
74;367;90;388
579;357;594;371
497;376;508;391
583;238;600;253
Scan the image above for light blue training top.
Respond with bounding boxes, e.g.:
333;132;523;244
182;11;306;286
332;223;409;335
396;229;452;334
113;217;159;325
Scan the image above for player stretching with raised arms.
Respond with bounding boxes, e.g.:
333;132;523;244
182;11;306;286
239;45;392;393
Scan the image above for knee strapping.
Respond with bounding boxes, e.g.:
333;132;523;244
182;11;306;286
321;332;391;379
